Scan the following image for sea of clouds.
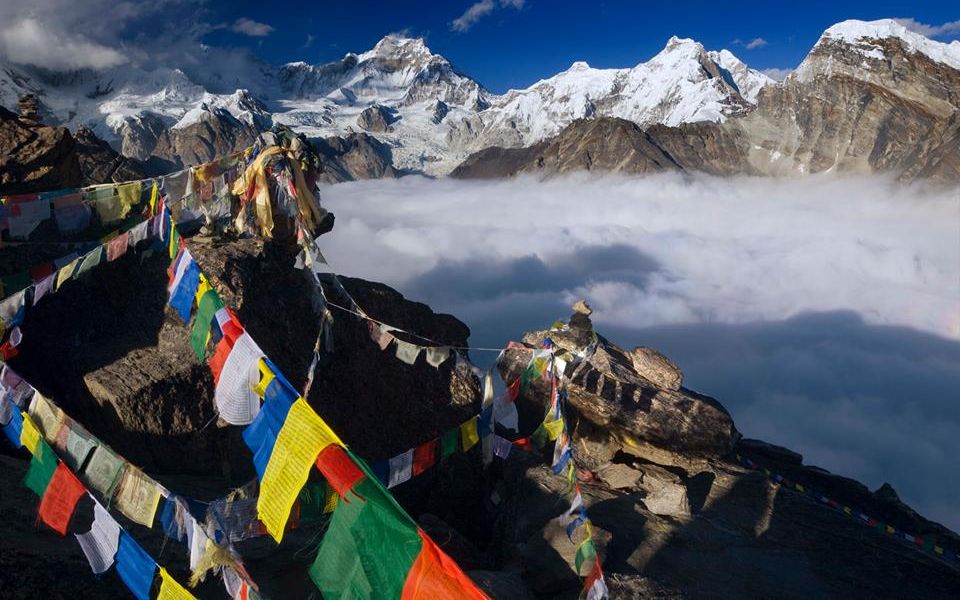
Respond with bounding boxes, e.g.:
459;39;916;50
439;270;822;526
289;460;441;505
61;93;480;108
317;173;960;531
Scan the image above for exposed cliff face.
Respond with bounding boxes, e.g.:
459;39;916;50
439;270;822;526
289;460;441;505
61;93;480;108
0;104;81;194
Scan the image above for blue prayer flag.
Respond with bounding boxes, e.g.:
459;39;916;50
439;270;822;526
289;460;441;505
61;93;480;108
116;532;156;600
169;260;201;322
1;403;23;448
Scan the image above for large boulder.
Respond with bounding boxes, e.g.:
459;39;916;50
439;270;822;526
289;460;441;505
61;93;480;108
356;104;396;133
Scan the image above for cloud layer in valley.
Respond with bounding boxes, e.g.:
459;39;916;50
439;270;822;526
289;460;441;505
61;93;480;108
317;173;960;531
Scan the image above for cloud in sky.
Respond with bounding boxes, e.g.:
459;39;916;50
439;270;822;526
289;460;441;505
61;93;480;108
451;0;525;33
231;18;274;37
760;67;792;81
0;17;127;70
745;37;768;49
317;173;960;531
894;17;960;38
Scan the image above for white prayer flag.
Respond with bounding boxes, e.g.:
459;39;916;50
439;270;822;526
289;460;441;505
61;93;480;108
0;290;25;325
493;394;519;432
187;516;206;570
387;449;414;488
214;332;264;425
128;220;150;246
168;248;193;295
75;497;121;575
493;435;513;459
394;340;421;365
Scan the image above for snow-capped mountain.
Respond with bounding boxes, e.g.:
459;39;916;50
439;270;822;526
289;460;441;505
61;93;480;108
0;32;770;176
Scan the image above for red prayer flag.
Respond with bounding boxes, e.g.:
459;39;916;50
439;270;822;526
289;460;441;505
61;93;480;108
208;313;244;383
38;462;86;535
506;377;521;401
315;444;364;498
412;440;438;476
106;233;129;261
401;529;488;600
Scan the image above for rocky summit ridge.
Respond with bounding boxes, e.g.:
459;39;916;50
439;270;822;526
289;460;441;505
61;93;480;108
3;19;957;182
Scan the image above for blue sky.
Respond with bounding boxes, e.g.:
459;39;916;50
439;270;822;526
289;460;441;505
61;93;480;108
199;1;960;91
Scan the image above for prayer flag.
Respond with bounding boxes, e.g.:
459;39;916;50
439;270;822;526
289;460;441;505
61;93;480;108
114;467;162;528
29;392;62;439
20;411;41;454
315;444;365;498
55;257;80;290
401;529;489;600
38;462;86;534
492;435;513;459
258;398;343;542
460;417;480;452
74;246;104;278
424;346;450;368
53;193;91;233
24;437;58;496
0;394;13;426
106;232;129;261
440;428;459;460
169;253;201;322
64;422;98;471
158;567;197;600
89;188;123;225
412;440;437;476
116;531;157;600
395;340;421;365
2;403;23;447
388;449;414;488
75;498;121;574
33;274;55;305
214;332;264;425
209;309;243;383
83;444;125;497
116;182;142;219
190;288;223;360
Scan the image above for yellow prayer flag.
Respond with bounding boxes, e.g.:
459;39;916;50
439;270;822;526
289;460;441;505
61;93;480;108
20;412;41;454
114;467;162;528
116;182;141;219
149;181;158;215
158;567;197;600
542;417;564;441
460;416;479;451
886;525;895;534
258;398;343;542
55;259;80;290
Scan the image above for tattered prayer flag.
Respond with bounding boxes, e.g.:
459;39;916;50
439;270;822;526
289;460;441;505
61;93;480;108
128;220;150;246
460;417;480;452
209;309;243;383
114;467;162;528
158;567;197;600
64;422;98;471
575;538;597;576
24;437;58;496
74;246;104;278
395;340;421;365
387;449;414;488
106;232;129;261
315;444;364;498
190;289;223;361
2;404;23;448
20;411;41;454
75;498;121;574
492;435;512;460
83;444;125;497
38;462;86;535
29;392;62;439
89;189;124;225
378;329;396;351
214;332;264;425
116;531;157;600
412;440;437;476
169;256;201;322
258;398;343;542
440;428;459;460
401;529;489;600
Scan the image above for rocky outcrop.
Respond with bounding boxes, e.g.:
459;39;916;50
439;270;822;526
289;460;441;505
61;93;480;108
73;125;148;185
0;98;82;194
356;104;397;133
313;132;398;182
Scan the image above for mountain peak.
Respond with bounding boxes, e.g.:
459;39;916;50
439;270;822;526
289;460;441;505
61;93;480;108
368;34;432;59
569;61;591;70
815;18;960;71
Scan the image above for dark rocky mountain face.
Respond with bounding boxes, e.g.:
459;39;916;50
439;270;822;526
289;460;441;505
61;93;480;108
0;99;81;194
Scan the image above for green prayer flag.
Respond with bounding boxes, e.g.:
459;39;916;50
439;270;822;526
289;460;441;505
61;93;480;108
440;427;459;460
310;449;423;599
298;481;328;523
24;439;59;497
83;445;124;497
574;539;597;575
190;289;224;361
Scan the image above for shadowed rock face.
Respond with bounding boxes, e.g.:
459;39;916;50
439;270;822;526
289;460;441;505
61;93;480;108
74;125;148;185
0;103;81;194
313;132;398;182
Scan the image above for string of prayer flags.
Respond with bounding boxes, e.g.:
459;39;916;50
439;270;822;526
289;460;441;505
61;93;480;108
387;449;414;488
158;567;198;600
214;332;264;425
169;249;201;322
116;531;158;600
38;462;86;534
257;397;343;542
114;466;163;528
75;498;121;574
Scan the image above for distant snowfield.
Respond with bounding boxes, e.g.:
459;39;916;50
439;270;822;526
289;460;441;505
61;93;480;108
318;173;960;532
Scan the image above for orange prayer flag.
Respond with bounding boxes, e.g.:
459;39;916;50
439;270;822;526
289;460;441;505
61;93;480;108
38;462;87;535
401;529;489;600
412;439;438;476
314;444;364;498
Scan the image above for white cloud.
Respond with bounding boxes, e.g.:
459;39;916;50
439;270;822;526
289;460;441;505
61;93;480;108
231;18;274;37
304;33;316;49
0;18;127;70
894;17;960;38
316;173;960;531
745;37;768;49
451;0;525;33
760;67;792;81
